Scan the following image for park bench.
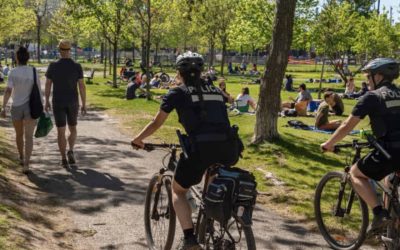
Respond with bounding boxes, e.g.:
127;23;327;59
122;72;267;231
84;69;95;84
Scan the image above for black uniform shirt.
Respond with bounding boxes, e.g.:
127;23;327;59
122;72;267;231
352;83;400;139
161;80;231;136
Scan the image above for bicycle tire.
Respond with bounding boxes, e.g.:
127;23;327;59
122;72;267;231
144;173;176;250
196;213;256;250
314;171;368;250
384;208;400;249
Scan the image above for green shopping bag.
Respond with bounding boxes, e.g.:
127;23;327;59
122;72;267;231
35;113;53;138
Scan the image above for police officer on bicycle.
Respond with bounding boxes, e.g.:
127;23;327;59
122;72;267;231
132;51;239;249
321;58;400;235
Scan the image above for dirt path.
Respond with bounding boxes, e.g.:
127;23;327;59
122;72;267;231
1;109;379;249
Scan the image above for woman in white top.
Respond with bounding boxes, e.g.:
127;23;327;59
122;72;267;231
0;47;42;173
344;76;355;95
235;87;257;111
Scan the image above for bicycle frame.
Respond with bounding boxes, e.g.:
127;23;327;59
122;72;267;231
333;143;400;221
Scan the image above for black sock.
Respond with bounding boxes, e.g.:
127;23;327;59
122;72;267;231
373;205;383;216
183;228;195;240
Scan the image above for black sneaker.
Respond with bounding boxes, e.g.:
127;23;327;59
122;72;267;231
61;158;69;168
67;150;76;165
178;237;202;250
367;210;391;236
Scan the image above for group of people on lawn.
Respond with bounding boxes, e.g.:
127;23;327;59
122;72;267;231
218;74;369;131
124;60;369;132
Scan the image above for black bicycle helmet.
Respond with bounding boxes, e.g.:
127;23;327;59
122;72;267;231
176;51;204;72
362;58;399;80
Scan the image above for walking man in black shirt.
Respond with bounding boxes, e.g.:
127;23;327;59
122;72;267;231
45;40;86;167
321;58;400;235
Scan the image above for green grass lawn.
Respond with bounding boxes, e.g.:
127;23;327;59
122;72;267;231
85;71;374;226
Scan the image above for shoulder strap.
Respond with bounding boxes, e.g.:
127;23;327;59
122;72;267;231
33;67;37;86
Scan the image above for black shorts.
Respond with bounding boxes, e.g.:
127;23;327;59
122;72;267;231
53;103;79;127
174;140;238;189
358;149;400;181
290;102;295;109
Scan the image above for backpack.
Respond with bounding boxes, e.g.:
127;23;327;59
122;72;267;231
204;167;257;226
287;120;311;130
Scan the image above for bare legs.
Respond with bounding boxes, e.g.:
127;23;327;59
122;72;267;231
12;119;36;169
172;180;193;230
57;125;77;159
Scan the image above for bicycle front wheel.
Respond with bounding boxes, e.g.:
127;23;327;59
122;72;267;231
144;173;176;250
159;73;170;83
196;213;256;250
314;171;368;250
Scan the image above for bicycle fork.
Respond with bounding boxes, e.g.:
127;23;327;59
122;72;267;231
334;172;355;217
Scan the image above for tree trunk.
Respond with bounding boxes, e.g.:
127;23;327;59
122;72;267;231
132;43;135;63
209;36;215;66
37;15;41;64
141;35;146;65
220;37;227;76
145;0;152;100
108;42;112;76
112;40;118;88
154;42;159;65
103;41;107;78
253;0;297;144
318;56;326;99
100;42;104;64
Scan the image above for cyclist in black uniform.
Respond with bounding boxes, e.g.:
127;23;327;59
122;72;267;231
321;58;400;235
132;52;239;250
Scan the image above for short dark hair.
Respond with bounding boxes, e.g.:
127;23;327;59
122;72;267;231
299;83;306;90
324;91;334;100
16;46;29;65
242;87;249;95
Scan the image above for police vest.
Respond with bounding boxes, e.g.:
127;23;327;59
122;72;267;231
176;82;231;136
371;83;400;140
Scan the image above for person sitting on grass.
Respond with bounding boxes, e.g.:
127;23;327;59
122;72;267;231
235;87;256;112
126;78;140;100
315;91;342;130
331;92;344;116
347;81;369;99
218;79;234;104
249;63;259;76
282;83;312;109
284;74;294;91
343;76;355;97
150;75;161;88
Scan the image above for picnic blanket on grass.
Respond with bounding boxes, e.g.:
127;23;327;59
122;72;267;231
286;120;360;135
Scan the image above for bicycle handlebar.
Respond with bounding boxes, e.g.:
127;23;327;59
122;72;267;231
131;142;181;152
332;138;391;160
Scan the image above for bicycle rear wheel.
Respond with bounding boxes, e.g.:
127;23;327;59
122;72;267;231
144;173;176;250
196;212;256;250
384;209;400;249
314;171;368;250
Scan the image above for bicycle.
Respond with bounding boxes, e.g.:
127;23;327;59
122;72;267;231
139;142;256;250
314;136;397;250
141;62;171;83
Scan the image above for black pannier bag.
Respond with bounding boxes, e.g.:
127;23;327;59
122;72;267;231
204;167;257;226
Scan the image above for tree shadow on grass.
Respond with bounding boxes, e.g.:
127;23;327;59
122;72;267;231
247;132;344;168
